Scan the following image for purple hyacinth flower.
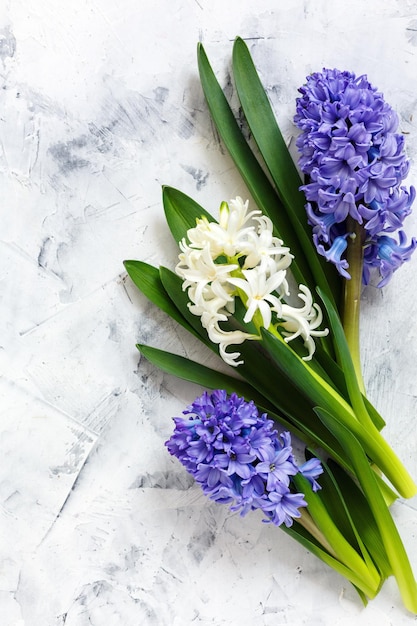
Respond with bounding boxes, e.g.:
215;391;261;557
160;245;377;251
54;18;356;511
294;68;416;285
224;447;257;479
299;458;324;492
363;231;417;287
316;234;350;279
194;461;233;492
261;487;308;527
256;442;298;491
165;391;323;527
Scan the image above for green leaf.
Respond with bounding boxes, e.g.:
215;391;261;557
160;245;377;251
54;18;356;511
124;260;178;319
363;396;385;431
123;260;206;344
315;407;417;613
292;474;381;599
259;327;357;425
163;186;214;244
318;286;383;431
231;37;304;229
324;459;392;579
197;42;310;290
313;342;349;398
261;327;417;498
137;343;271;408
232;37;341;307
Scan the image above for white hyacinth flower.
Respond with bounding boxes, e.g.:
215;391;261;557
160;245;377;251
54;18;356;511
228;266;286;329
185;197;259;258
175;197;328;366
244;218;293;276
177;242;237;303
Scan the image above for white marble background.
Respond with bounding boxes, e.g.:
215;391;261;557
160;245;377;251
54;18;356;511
2;0;417;624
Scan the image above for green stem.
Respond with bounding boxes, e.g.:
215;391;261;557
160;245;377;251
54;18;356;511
296;508;338;558
342;219;366;394
295;479;381;599
318;410;417;614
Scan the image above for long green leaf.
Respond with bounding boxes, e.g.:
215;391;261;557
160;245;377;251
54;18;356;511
137;343;271;408
363;395;385;430
316;407;417;613
318;458;391;580
313;342;385;430
292;474;380;598
232;39;303;216
260;327;357;424
324;459;392;579
124;260;179;319
318;286;384;431
232;37;341;308
260;327;416;498
197;42;311;290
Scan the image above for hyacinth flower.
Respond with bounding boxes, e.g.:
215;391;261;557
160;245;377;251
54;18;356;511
166;390;315;527
166;390;385;600
294;68;417;385
175;195;328;367
124;38;417;611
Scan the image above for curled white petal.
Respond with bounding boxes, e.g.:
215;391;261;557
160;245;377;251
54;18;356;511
278;285;329;360
206;318;257;367
187;287;228;318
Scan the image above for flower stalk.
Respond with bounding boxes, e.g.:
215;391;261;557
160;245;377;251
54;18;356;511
342;219;366;394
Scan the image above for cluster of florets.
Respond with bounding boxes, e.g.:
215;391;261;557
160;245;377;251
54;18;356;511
175;197;328;366
165;390;323;527
294;68;416;286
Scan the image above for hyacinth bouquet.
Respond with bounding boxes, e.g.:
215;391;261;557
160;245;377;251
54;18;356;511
124;38;417;611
